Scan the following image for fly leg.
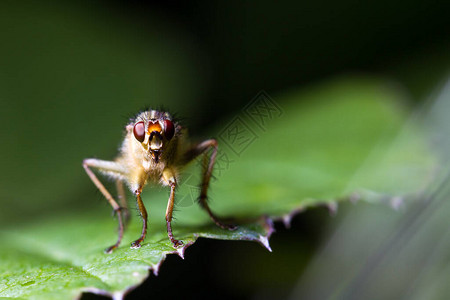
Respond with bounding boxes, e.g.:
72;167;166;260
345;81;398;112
184;139;236;230
116;179;130;227
83;158;128;253
165;180;183;248
131;187;148;248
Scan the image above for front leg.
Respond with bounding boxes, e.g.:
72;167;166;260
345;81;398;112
163;169;183;248
166;182;183;248
131;186;148;249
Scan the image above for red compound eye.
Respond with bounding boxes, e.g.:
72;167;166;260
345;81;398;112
163;119;175;140
133;121;145;143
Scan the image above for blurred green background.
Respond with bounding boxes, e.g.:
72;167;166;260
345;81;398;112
0;1;449;299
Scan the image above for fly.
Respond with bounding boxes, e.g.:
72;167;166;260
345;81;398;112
83;109;235;253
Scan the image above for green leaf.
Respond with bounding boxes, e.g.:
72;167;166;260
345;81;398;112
0;78;437;299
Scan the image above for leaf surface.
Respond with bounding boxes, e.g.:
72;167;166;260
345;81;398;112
0;78;437;299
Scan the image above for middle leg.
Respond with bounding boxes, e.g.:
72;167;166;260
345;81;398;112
115;179;130;227
83;158;127;253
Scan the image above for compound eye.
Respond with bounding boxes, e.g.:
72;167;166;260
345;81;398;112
163;119;175;140
133;121;145;143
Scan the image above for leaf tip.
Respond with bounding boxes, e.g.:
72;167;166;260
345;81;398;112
112;292;125;300
327;201;338;216
171;240;195;260
176;246;186;259
152;261;162;276
282;214;292;228
258;235;272;252
281;207;305;228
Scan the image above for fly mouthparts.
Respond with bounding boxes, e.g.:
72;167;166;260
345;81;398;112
151;150;161;163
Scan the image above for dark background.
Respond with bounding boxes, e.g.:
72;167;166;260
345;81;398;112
109;1;450;120
1;1;449;299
